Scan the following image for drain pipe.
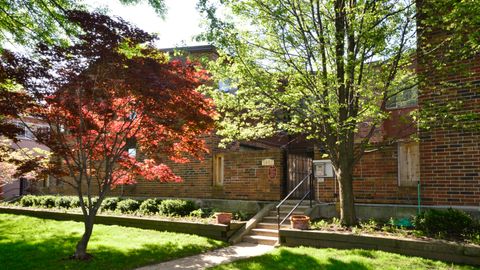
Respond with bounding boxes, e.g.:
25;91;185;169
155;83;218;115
417;180;421;214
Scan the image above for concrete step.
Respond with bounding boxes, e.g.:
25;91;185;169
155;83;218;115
269;210;306;217
251;228;278;237
256;222;289;230
243;235;278;245
263;216;293;223
277;205;310;211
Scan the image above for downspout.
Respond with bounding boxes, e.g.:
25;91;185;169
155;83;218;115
417;180;421;214
282;147;289;198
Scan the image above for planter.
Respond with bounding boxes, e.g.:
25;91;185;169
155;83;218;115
0;206;245;241
290;215;310;230
215;212;232;225
279;229;480;266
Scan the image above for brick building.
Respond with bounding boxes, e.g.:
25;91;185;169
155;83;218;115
38;36;479;212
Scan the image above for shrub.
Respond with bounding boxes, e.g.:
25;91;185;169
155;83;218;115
190;208;214;218
159;199;197;216
101;197;121;211
70;197;81;208
39;196;56;208
414;208;477;237
139;198;162;215
116;199;140;214
19;195;36;207
233;210;251;221
54;196;71;209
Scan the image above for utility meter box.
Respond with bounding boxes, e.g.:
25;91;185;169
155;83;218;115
313;160;334;179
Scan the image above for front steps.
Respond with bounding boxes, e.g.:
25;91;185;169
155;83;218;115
242;203;310;245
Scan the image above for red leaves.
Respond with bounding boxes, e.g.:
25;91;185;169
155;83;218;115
0;10;216;191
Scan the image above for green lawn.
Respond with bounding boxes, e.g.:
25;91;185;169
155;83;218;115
0;214;225;270
210;246;477;270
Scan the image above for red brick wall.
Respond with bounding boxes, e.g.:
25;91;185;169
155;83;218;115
315;145;418;205
40;135;284;201
112;149;283;201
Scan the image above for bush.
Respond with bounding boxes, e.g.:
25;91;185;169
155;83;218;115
101;197;121;211
19;195;36;207
116;199;140;214
414;208;478;237
190;208;214;218
139;198;162;215
233;210;251;221
54;196;71;209
39;196;56;208
70;197;81;208
159;199;197;216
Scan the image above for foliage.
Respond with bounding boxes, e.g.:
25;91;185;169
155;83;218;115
0;214;225;270
414;208;479;238
138;198;162;215
190;207;215;218
38;195;56;208
55;196;72;209
0;0;167;49
358;219;378;234
209;246;477;270
232;210;251;221
116;199;141;214
159;199;197;217
19;195;36;207
199;0;417;225
70;196;81;208
101;197;122;212
0;139;49;192
415;1;480;133
0;10;215;259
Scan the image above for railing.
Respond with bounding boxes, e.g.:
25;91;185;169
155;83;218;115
276;172;313;230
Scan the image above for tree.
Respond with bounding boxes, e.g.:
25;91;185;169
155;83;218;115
0;139;49;197
198;0;417;225
0;10;215;259
0;0;168;145
0;0;166;48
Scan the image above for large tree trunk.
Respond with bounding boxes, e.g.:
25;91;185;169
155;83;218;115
73;213;95;260
335;160;357;226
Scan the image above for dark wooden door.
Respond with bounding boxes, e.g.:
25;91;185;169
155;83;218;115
287;154;312;199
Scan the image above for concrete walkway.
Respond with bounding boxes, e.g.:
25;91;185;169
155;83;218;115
135;242;274;270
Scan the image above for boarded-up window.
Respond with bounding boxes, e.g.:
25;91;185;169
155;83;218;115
398;141;420;187
213;154;224;186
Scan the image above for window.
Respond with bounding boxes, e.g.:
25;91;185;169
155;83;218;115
218;79;237;93
128;148;137;158
397;141;420;187
386;85;418;109
14;122;49;140
213;154;224;186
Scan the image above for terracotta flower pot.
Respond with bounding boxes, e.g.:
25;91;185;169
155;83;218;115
290;215;310;230
215;212;232;225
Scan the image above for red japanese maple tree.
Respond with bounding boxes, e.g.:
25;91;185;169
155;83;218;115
0;11;215;259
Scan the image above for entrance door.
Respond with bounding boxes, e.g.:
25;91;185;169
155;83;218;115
287;154;312;199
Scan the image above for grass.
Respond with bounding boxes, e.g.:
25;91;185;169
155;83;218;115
209;246;477;270
0;214;226;270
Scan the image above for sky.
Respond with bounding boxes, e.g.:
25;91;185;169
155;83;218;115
84;0;207;49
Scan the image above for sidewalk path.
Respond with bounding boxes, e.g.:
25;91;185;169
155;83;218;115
135;242;274;270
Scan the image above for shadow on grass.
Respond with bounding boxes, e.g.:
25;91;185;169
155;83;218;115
213;249;370;270
0;230;222;270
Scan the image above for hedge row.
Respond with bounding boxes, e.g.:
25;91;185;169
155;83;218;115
13;195;251;220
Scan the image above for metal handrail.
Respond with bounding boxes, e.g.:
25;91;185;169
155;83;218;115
276;172;313;230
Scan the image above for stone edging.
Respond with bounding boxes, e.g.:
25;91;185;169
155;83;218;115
279;229;480;266
0;206;244;241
